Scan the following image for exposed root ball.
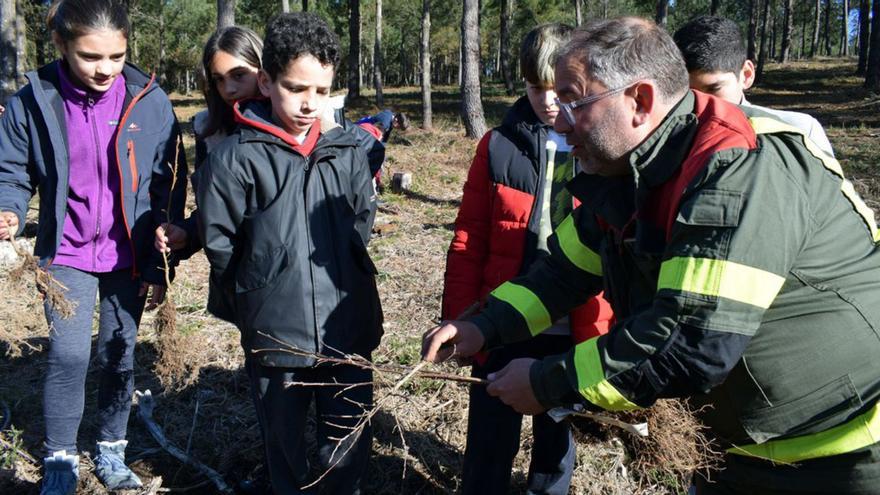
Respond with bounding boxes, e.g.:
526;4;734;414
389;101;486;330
153;297;199;390
0;241;75;357
573;399;722;491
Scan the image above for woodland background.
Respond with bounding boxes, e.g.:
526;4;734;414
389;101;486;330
0;1;879;494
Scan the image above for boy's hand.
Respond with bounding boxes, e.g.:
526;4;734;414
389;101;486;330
421;320;485;363
154;223;188;253
0;211;19;241
140;282;166;311
486;358;546;415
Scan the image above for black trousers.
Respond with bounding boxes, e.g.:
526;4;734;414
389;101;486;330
245;358;373;495
695;442;880;495
461;334;576;495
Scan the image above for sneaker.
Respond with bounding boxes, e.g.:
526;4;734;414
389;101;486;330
40;451;79;495
93;440;142;490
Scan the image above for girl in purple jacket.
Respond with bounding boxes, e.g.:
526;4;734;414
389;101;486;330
0;1;186;493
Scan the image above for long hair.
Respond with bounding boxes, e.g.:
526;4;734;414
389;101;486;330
201;26;263;137
47;0;130;43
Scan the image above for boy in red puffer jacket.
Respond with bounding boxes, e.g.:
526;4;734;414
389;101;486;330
442;23;614;495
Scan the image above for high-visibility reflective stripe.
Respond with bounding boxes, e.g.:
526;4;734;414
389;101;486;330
749;116;880;243
573;338;640;411
557;215;603;276
658;257;785;309
490;282;551;336
729;401;880;463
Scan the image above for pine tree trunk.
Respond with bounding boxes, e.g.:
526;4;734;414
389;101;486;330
865;0;880;90
282;0;290;13
780;0;793;61
0;0;17;103
14;1;25;81
374;0;384;107
711;0;722;15
217;0;235;28
748;0;759;61
500;0;514;95
812;0;821;56
841;0;849;56
656;0;669;26
159;5;166;85
302;0;308;11
757;0;772;82
421;0;432;130
822;0;831;56
348;0;361;99
857;0;870;73
461;0;487;138
575;0;583;26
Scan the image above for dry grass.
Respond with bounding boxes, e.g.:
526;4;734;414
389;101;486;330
1;60;878;494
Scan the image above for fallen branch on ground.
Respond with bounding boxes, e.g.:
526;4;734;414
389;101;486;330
134;389;233;494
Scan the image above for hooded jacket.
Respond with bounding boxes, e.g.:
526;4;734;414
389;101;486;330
197;99;383;368
0;61;186;284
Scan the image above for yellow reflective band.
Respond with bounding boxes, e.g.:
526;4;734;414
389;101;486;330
490;282;551;336
658;257;785;309
729;401;880;463
573;339;641;411
557;215;603;276
750;116;880;242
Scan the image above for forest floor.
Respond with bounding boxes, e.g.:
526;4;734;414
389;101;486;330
1;57;879;495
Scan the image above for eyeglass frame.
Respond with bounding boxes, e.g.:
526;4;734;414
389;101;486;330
554;83;634;126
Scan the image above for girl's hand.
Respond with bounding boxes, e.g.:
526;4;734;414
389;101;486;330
154;223;188;253
0;211;19;241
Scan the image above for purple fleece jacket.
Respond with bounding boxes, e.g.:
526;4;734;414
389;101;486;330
53;64;133;272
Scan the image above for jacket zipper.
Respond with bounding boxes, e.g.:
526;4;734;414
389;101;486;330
113;73;156;279
127;141;138;192
302;158;321;352
89;97;103;272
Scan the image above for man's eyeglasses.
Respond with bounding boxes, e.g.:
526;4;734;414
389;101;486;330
554;85;631;126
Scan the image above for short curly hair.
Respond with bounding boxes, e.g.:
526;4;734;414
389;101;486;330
262;12;341;80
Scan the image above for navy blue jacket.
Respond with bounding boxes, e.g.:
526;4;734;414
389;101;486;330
0;61;187;284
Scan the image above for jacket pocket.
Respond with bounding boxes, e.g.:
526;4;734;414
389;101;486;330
739;374;863;444
235;244;289;292
126;140;139;193
676;189;743;227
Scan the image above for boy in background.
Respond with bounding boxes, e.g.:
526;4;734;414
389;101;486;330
673;15;835;156
197;12;382;494
442;23;613;495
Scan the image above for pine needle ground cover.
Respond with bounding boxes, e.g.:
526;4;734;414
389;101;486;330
1;60;877;494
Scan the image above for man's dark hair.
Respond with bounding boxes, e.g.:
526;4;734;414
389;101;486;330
673;15;746;75
556;17;689;104
262;12;341;80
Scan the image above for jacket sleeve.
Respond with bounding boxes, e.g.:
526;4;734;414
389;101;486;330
142;99;188;286
441;132;494;320
0;93;36;233
350;146;377;247
526;150;809;411
196;151;246;322
469;203;606;347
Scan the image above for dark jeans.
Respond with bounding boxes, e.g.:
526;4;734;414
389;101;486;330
695;442;880;494
461;334;576;495
245;358;373;495
43;265;145;453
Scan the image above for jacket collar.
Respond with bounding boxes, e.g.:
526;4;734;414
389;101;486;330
233;98;355;157
627;90;698;188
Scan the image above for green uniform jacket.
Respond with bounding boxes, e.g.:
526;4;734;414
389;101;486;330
471;91;880;462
